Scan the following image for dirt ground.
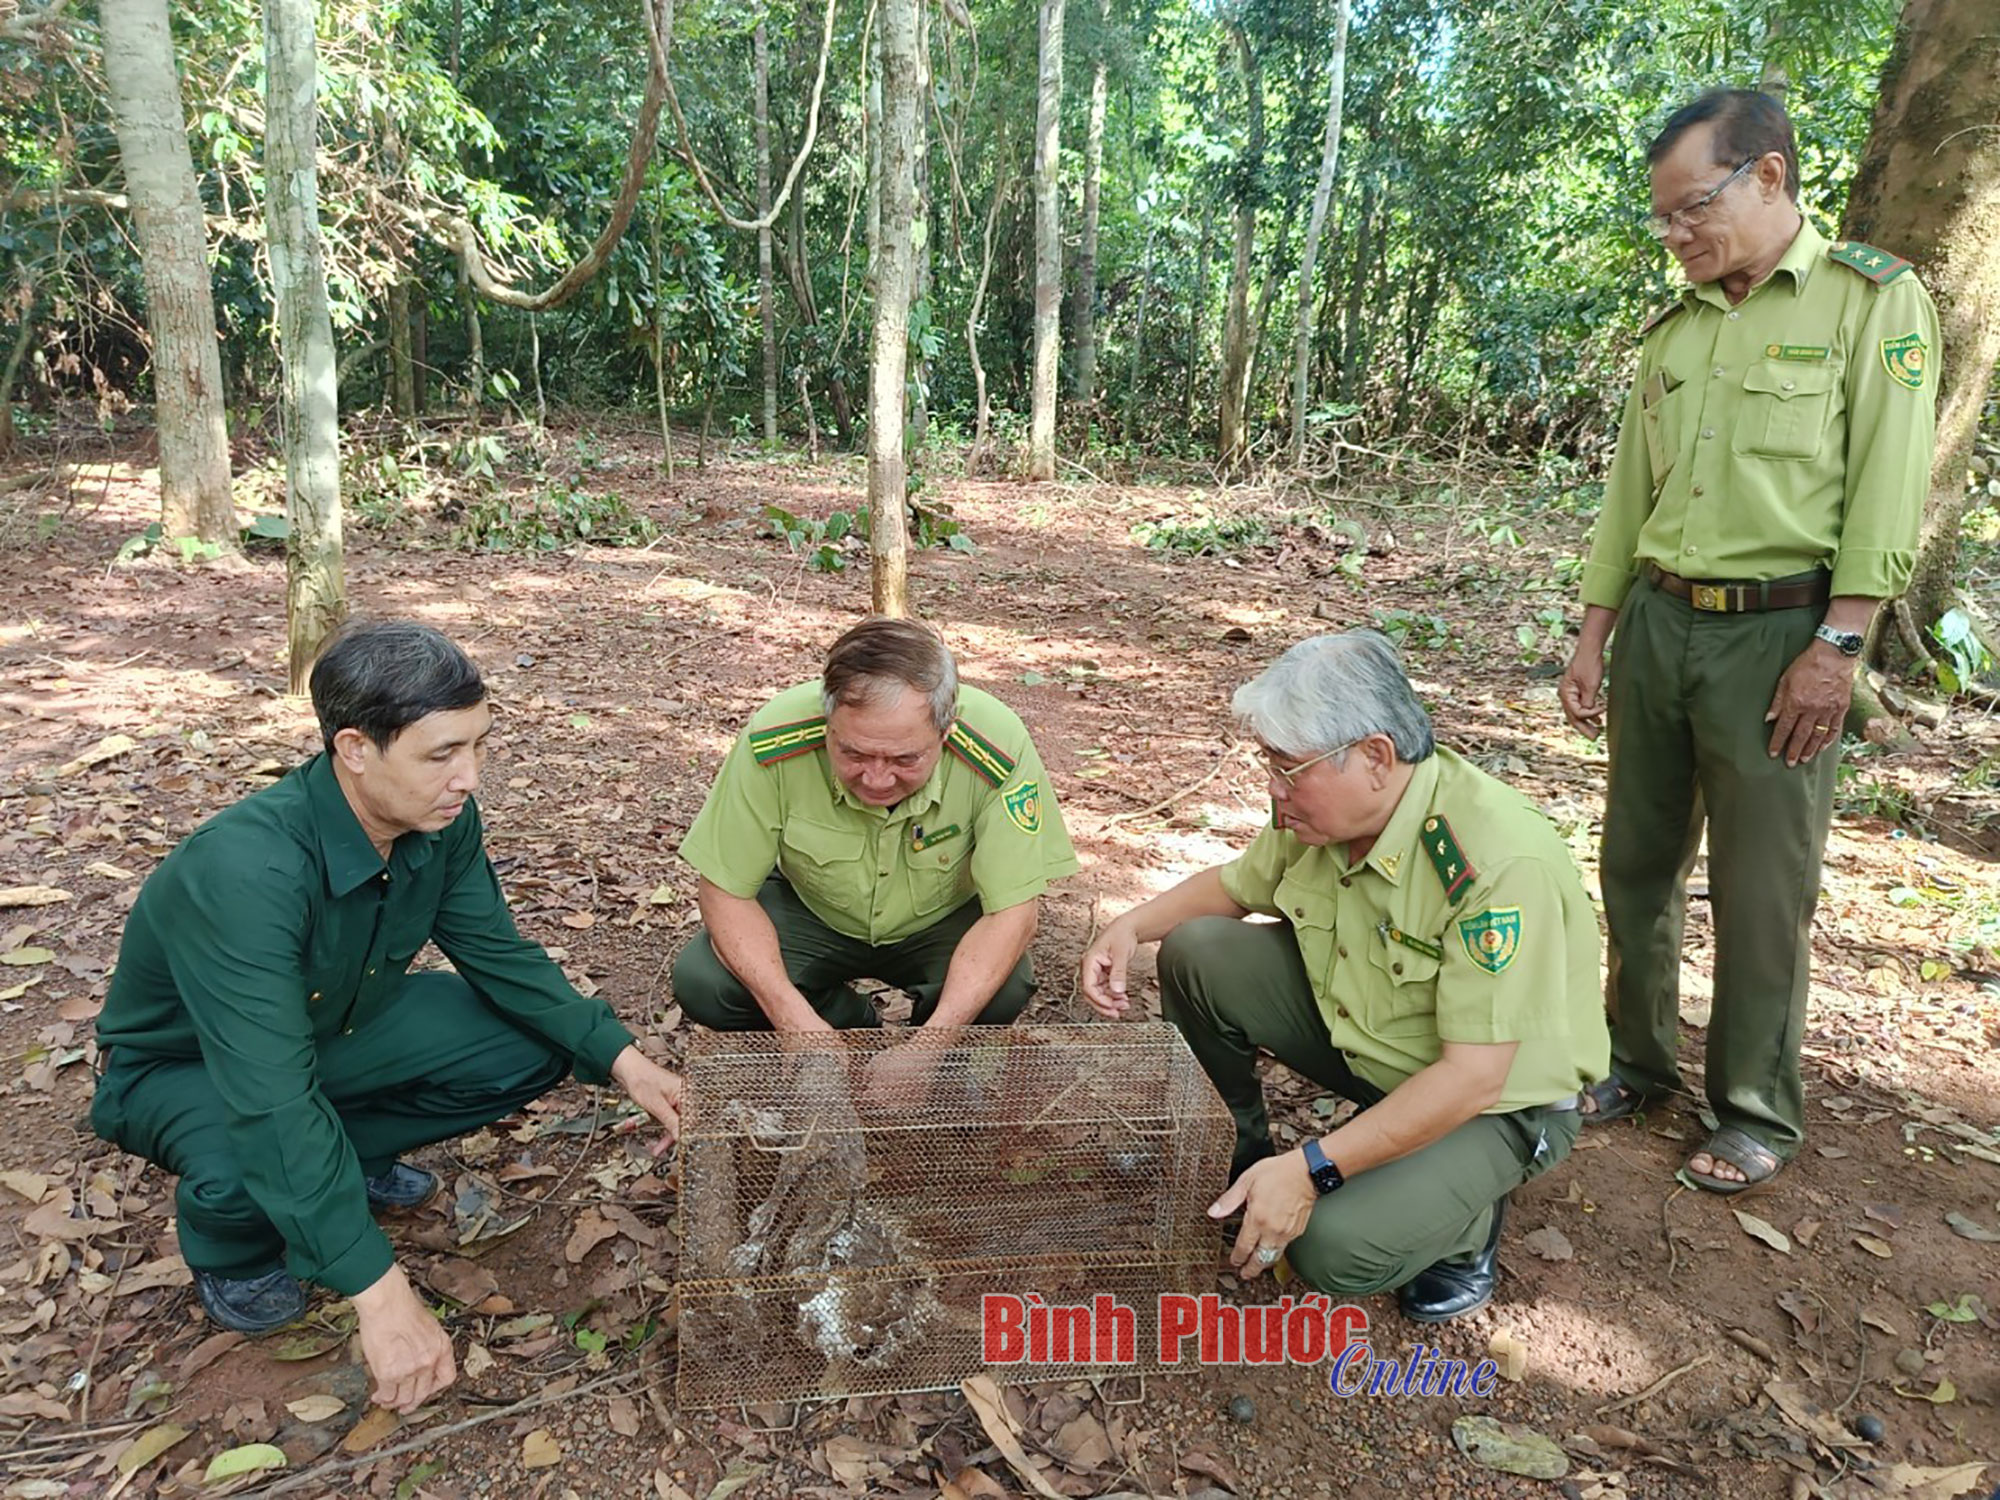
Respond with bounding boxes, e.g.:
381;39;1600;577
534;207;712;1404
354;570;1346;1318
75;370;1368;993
1;420;1997;1500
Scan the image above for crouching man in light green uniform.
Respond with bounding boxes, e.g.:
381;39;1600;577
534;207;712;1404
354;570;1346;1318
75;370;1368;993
1082;631;1608;1323
673;618;1078;1051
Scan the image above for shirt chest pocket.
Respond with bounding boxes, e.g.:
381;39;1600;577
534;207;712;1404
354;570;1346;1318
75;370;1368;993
1365;927;1443;1031
778;819;865;910
1734;361;1839;460
908;839;973;917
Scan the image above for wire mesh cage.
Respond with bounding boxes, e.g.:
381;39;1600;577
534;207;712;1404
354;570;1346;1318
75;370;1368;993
676;1022;1235;1406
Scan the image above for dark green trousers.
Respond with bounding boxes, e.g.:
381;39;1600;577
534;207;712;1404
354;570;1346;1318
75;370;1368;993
1159;917;1576;1297
1602;575;1839;1160
91;973;568;1278
671;876;1036;1030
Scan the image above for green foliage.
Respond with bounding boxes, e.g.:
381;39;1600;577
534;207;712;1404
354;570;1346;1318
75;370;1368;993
1370;609;1453;651
760;501;976;572
112;523;225;566
1132;508;1274;556
451;484;660;552
1514;606;1570;660
1929;608;1995;695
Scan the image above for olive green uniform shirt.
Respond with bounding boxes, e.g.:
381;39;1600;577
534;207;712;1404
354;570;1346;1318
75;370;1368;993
1218;748;1609;1109
97;755;635;1294
1582;219;1938;610
680;681;1079;944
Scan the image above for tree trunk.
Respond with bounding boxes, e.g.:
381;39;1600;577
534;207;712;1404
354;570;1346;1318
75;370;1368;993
869;0;919;616
1187;194;1215;431
968;175;1008;461
264;0;346;690
1339;171;1379;404
1288;0;1349;464
1217;22;1262;471
1843;0;2000;646
909;0;932;451
1124;225;1153;439
651;210;675;481
99;0;236;550
0;295;35;458
412;292;428;414
387;279;415;418
756;18;777;445
1072;0;1109;407
460;264;484;413
1026;0;1065;481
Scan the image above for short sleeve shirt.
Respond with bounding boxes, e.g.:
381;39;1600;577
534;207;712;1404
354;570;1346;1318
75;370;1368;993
1218;749;1609;1110
1583;218;1938;610
679;682;1079;944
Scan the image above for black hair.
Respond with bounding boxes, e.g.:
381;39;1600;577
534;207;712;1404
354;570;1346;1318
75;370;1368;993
1648;89;1799;202
308;620;487;753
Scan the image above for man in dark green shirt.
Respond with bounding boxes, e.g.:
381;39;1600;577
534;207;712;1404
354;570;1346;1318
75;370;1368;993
92;622;682;1414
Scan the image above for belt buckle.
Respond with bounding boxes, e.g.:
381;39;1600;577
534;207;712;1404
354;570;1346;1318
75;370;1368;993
1690;583;1729;612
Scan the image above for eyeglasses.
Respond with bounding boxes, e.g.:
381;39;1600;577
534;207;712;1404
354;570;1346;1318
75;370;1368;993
1265;739;1361;789
1644;157;1759;241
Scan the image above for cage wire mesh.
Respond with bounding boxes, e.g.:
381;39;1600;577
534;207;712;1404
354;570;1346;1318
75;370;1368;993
676;1022;1234;1405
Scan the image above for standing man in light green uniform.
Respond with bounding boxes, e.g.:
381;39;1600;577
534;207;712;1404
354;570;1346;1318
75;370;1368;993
674;618;1078;1045
1082;632;1608;1323
1561;90;1937;1191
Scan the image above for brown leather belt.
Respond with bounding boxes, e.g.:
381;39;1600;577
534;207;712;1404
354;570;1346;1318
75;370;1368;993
1645;564;1830;614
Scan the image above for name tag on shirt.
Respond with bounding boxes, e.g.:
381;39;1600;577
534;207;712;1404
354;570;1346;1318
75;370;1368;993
910;823;963;853
1764;343;1831;361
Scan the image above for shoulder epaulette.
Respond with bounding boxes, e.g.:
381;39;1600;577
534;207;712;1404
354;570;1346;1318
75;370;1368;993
945;719;1016;789
1827;240;1914;286
748;716;826;766
1640;300;1685;338
1421;815;1477;902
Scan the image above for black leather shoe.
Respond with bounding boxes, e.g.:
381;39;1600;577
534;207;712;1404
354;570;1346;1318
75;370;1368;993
364;1161;440;1212
192;1267;308;1334
1397;1198;1506;1324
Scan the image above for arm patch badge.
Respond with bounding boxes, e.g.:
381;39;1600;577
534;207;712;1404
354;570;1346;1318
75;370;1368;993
1880;332;1928;391
1003;780;1042;834
1457;907;1522;974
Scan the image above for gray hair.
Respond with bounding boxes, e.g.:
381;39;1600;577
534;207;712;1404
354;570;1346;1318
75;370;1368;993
820;617;960;733
1232;630;1435;764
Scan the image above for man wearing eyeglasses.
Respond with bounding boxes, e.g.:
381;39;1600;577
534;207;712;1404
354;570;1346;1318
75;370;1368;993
673;619;1077;1069
1560;91;1937;1192
1081;631;1609;1323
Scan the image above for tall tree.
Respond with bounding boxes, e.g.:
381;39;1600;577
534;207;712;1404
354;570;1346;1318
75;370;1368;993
1027;0;1065;481
98;0;236;550
1072;0;1110;407
1288;0;1349;465
868;0;919;615
755;16;778;444
265;0;346;687
1216;19;1263;469
1843;0;2000;654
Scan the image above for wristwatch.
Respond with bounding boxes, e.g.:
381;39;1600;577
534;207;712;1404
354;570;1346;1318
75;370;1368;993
1813;623;1865;658
1302;1139;1345;1196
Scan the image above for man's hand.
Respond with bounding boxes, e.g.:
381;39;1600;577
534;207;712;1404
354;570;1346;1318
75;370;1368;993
352;1264;455;1413
862;1030;948;1112
1765;642;1857;767
1209;1152;1317;1281
1079;921;1139;1019
609;1046;683;1156
1558;645;1607;736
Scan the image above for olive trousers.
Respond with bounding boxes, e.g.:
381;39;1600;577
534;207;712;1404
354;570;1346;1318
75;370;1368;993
670;876;1036;1030
1601;575;1840;1160
1158;916;1577;1297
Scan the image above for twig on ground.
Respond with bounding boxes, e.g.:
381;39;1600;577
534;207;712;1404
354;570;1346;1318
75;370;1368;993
1104;745;1239;827
1595;1352;1714;1417
247;1368;642;1496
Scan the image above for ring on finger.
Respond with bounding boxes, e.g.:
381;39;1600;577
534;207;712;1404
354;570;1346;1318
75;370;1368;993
1254;1245;1281;1266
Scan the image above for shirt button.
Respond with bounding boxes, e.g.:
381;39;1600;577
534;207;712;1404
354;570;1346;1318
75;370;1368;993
1392;961;1405;975
1782;380;1796;391
1293;907;1306;919
1692;485;1705;496
1727;310;1741;320
1712;366;1724;377
1686;546;1699;555
1701;427;1715;439
1339;877;1352;888
342;1027;354;1036
366;968;376;976
1337;945;1349;959
1335;1006;1350;1019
